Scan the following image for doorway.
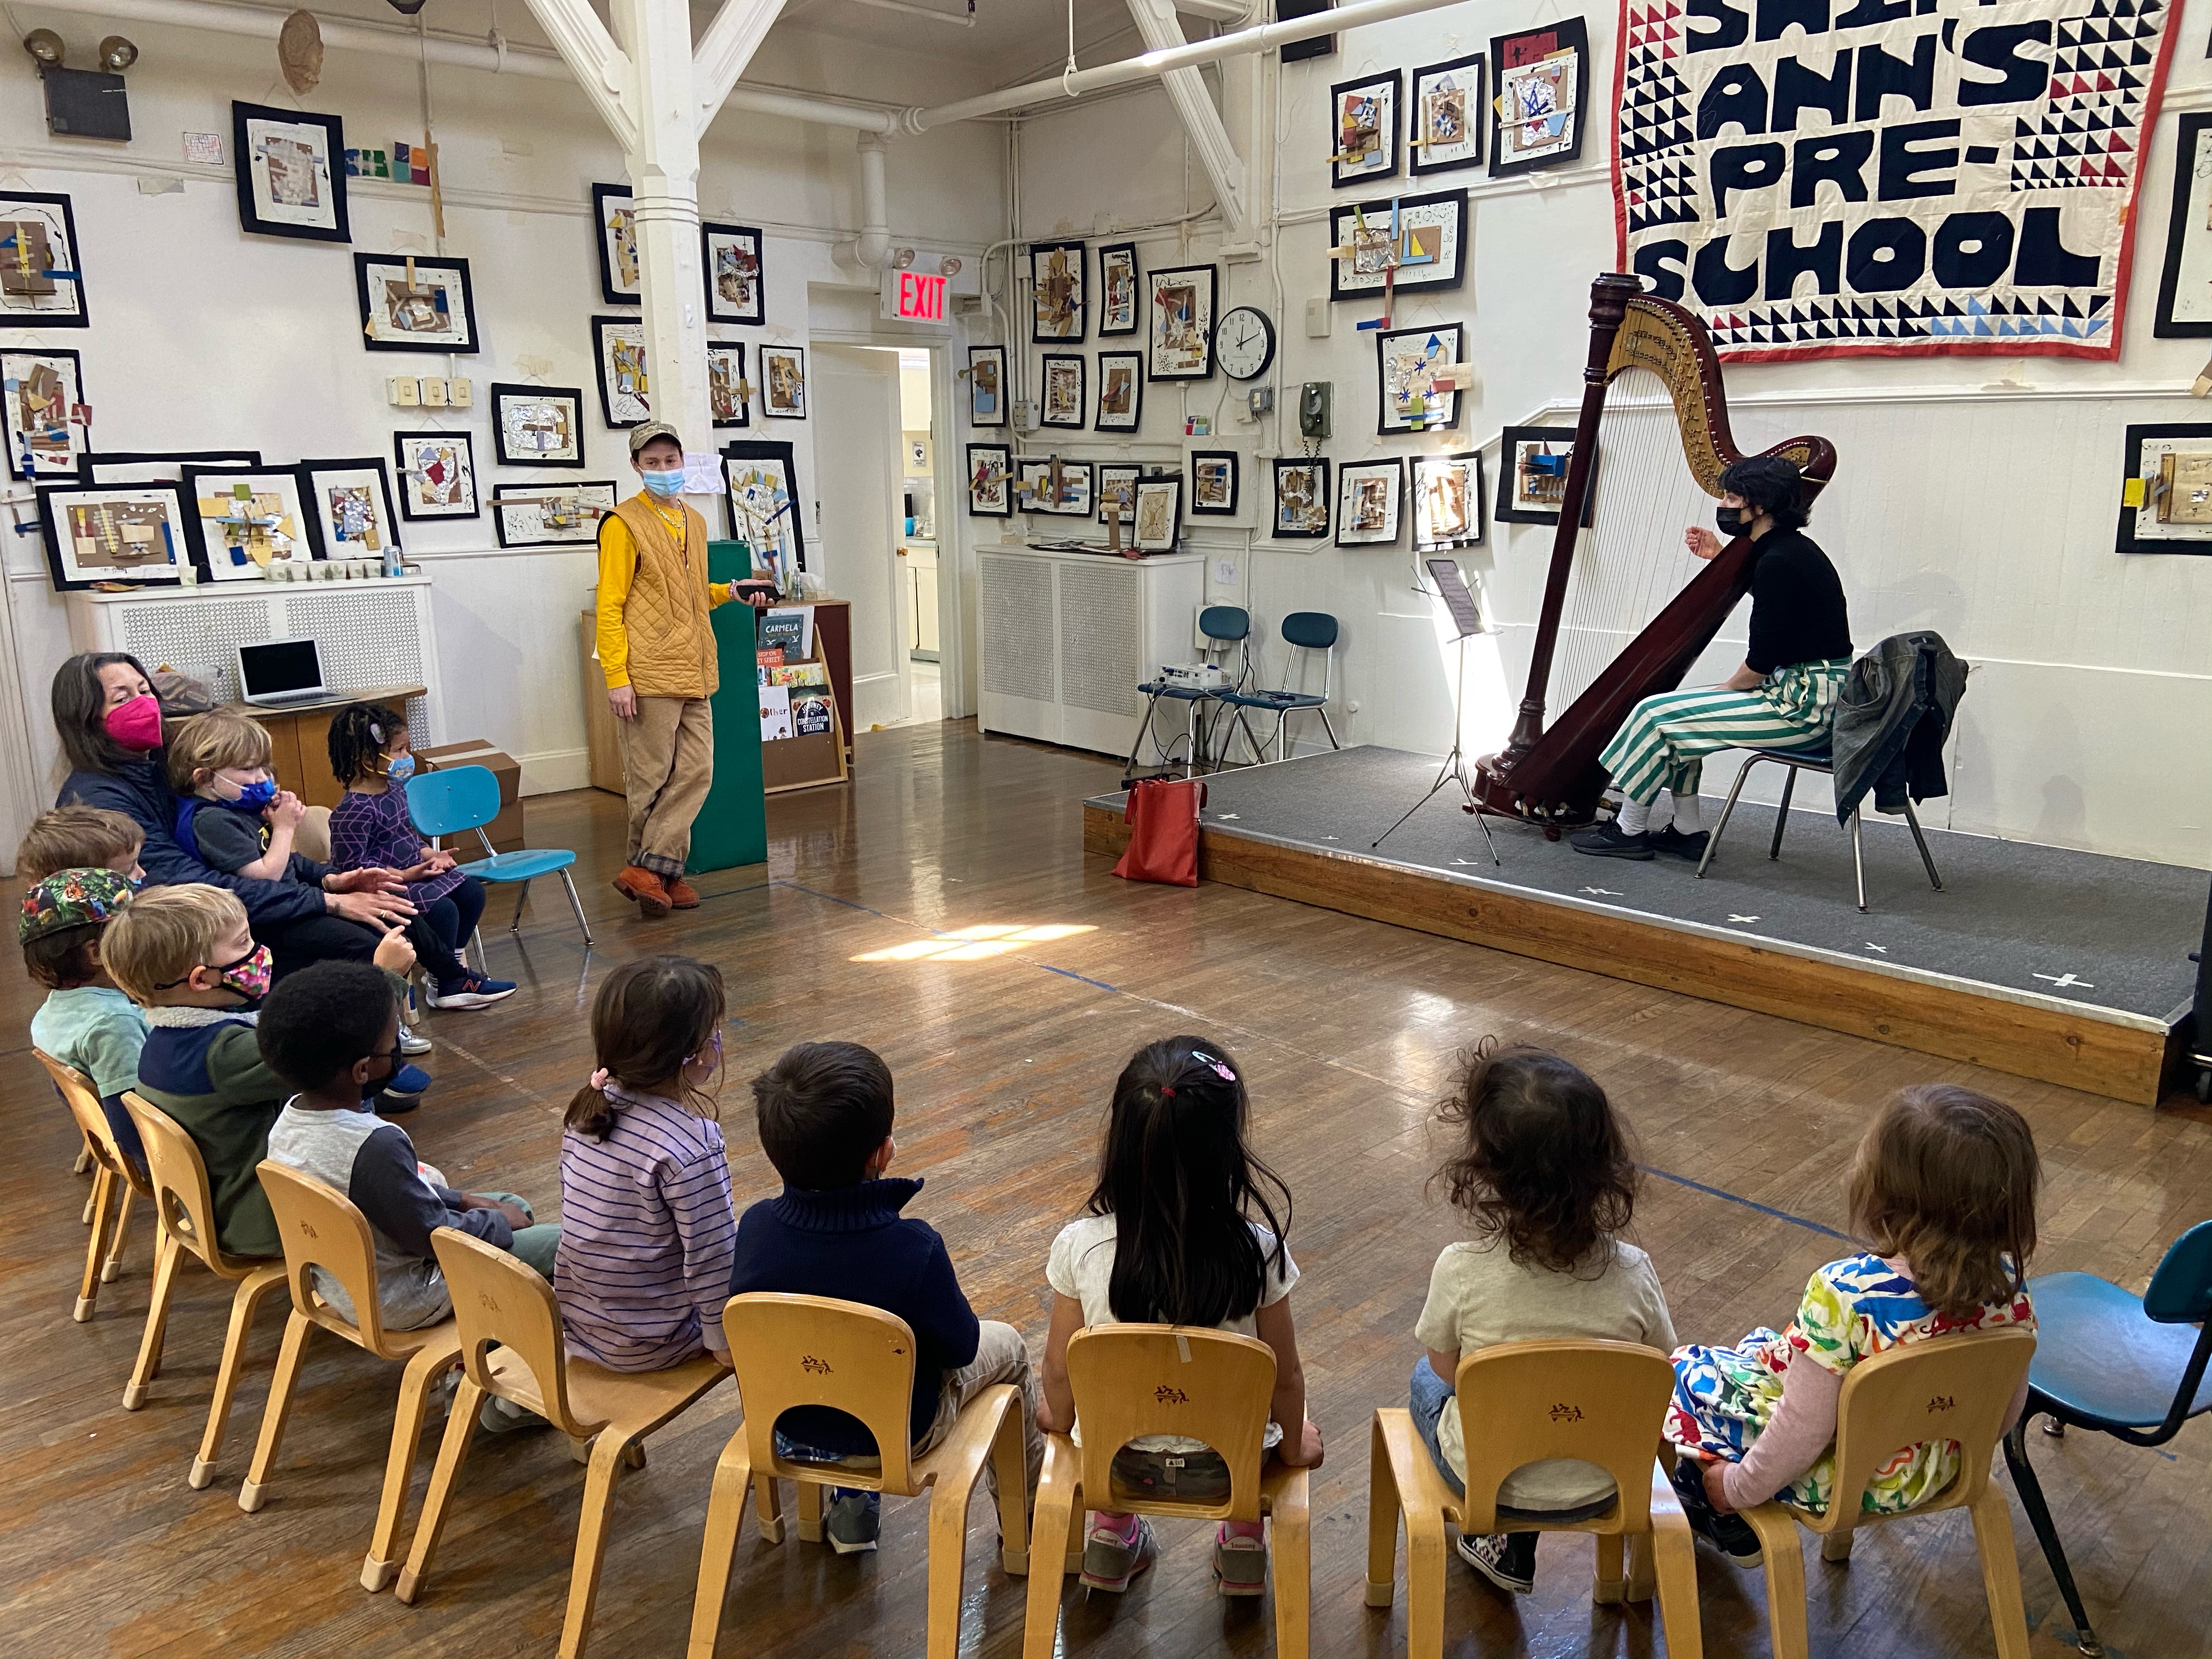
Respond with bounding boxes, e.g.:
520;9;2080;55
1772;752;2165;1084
811;345;914;730
896;349;943;725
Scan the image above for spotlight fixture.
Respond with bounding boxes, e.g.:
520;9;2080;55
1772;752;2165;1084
890;247;917;270
939;256;963;278
22;28;65;66
97;36;138;72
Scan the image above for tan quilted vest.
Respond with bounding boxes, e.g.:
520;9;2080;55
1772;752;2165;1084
605;494;718;699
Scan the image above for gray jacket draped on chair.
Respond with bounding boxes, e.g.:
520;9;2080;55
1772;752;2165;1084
1830;631;1967;826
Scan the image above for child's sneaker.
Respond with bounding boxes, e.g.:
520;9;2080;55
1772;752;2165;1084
1457;1531;1536;1593
397;1021;433;1056
1212;1523;1267;1596
1668;1454;1764;1567
823;1487;880;1554
478;1393;548;1434
1080;1514;1157;1593
427;974;517;1011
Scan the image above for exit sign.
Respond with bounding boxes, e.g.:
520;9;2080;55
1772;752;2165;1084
881;267;949;324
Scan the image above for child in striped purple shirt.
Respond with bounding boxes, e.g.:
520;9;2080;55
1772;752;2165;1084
554;956;738;1372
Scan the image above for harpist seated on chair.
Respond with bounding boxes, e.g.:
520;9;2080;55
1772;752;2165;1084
1572;455;1853;863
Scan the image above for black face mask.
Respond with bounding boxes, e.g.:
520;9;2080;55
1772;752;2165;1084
358;1043;403;1103
1716;504;1752;537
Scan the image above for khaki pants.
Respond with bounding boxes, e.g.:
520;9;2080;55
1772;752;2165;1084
616;695;713;879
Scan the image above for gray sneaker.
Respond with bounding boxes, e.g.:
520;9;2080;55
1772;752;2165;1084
479;1393;548;1434
1080;1515;1158;1593
826;1488;881;1555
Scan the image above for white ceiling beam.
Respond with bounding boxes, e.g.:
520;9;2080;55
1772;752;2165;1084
1121;0;1244;232
1172;0;1258;20
520;0;640;153
693;0;794;136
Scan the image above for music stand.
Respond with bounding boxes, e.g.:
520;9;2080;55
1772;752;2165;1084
1372;557;1501;864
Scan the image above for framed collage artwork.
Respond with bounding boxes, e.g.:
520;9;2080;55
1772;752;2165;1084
232;103;348;242
1412;451;1485;551
1096;352;1143;431
491;383;584;467
1040;354;1086;428
701;221;765;324
1328;189;1468;302
1148;265;1216;380
968;345;1007;427
1409;54;1485;176
1189;451;1240;517
0;192;88;326
966;444;1012;517
184;467;315;579
1098;243;1139;335
301;457;403;559
592;317;652;427
1336;458;1403;546
709;342;749;428
1031;241;1086;341
1498;426;1580;524
353;254;479;353
592;182;641;304
722;441;807;572
1331;71;1401;189
1272;456;1331;540
1097;463;1142;527
2156;116;2212;337
491;482;617;549
393;431;479;520
761;346;806;419
1135;479;1182;551
2118;424;2212;554
1375;323;1464;435
38;482;192;591
1489;19;1588;178
4;349;88;479
1019;458;1093;516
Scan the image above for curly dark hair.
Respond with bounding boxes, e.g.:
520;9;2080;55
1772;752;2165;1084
1719;454;1810;532
326;703;405;788
1433;1039;1638;1278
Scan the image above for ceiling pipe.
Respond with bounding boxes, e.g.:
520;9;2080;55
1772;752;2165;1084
911;0;1467;129
841;133;894;268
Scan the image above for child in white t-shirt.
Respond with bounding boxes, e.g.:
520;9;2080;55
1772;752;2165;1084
1037;1035;1322;1601
1412;1041;1677;1595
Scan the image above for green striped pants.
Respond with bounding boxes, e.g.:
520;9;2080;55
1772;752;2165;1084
1599;658;1850;805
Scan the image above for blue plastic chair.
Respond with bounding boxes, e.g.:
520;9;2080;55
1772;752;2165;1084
1217;611;1341;765
1127;605;1250;780
405;765;592;958
2002;1220;2212;1658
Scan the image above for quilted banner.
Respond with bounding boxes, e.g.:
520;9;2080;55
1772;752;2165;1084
1615;0;2179;360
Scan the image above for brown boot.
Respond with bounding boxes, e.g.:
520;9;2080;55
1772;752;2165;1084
613;865;672;919
665;877;702;910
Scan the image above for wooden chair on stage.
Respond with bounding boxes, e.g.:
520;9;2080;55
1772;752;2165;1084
1365;1340;1700;1659
1026;1325;1310;1659
37;1049;148;1322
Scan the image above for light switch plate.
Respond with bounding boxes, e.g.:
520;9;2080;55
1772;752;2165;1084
447;377;473;408
1305;296;1331;339
387;376;420;407
419;377;449;408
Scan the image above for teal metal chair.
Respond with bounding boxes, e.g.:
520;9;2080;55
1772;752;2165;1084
2001;1220;2212;1659
1127;605;1251;781
405;764;592;957
1218;611;1341;765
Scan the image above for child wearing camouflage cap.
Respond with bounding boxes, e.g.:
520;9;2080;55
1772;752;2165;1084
22;867;149;1166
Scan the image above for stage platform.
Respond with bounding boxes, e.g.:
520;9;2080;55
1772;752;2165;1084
1084;746;2202;1106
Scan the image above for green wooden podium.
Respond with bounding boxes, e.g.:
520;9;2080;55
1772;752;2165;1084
685;540;769;874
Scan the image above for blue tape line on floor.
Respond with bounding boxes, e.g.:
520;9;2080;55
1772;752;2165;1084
1640;1165;1852;1241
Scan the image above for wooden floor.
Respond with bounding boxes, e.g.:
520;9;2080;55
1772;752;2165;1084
4;718;2208;1659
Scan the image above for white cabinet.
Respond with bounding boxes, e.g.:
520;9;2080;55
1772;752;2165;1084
976;546;1204;758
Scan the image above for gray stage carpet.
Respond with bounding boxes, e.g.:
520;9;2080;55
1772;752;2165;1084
1090;746;2203;1025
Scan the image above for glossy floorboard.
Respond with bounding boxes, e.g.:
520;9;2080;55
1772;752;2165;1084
3;718;2207;1659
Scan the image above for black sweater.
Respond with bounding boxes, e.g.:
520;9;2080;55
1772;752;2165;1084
1743;529;1852;675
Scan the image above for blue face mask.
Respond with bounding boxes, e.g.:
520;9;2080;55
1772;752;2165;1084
221;777;278;811
385;753;416;781
641;467;686;500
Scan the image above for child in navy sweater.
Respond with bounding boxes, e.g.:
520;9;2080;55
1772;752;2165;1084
728;1041;1041;1554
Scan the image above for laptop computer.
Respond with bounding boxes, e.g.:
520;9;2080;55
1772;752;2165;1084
236;638;329;707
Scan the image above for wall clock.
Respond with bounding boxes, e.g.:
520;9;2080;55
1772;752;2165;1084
1215;306;1276;381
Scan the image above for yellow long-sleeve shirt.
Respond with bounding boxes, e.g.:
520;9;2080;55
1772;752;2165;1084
595;501;735;691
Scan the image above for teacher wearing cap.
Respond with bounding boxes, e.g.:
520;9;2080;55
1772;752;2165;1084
597;421;769;919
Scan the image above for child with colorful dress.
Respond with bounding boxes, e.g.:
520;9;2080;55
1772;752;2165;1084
1665;1084;2040;1564
325;703;512;1011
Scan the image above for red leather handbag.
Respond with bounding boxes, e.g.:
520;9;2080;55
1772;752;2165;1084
1111;778;1206;887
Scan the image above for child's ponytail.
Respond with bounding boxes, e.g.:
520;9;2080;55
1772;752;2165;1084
565;955;728;1141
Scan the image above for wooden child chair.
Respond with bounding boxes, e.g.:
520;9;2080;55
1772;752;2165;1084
115;1092;288;1487
393;1227;732;1658
688;1293;1032;1659
1737;1325;2036;1659
1025;1324;1312;1659
1366;1340;1701;1659
37;1050;149;1321
239;1159;464;1593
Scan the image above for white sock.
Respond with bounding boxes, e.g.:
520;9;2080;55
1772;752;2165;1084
1671;792;1703;835
1616;795;1655;836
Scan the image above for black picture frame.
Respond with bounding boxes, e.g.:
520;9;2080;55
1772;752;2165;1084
968;344;1008;427
0;191;88;327
965;443;1013;517
2;346;88;479
1039;354;1087;428
232;101;348;242
1330;70;1402;189
1148;264;1218;381
1412;450;1486;551
490;383;586;468
300;455;404;558
2156;115;2212;337
352;253;481;354
490;481;618;549
591;315;651;428
1488;17;1589;179
1408;52;1486;177
592;182;640;305
1497;425;1580;524
1375;322;1465;435
1189;450;1240;516
2117;422;2212;554
392;429;481;521
1327;189;1468;302
720;439;808;571
1097;462;1143;526
701;220;766;325
1335;457;1404;547
1030;239;1087;342
1271;456;1331;540
709;342;749;429
37;479;192;592
1098;242;1141;336
1095;352;1145;431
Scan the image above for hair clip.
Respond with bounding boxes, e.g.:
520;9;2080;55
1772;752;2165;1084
1159;1085;1176;1097
1189;1051;1237;1083
368;721;384;743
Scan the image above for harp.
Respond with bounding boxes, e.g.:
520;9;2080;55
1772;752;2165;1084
1473;272;1837;828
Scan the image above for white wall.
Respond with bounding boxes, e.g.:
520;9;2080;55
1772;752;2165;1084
0;5;1006;831
997;3;2212;868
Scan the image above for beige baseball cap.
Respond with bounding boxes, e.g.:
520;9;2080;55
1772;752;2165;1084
628;421;684;456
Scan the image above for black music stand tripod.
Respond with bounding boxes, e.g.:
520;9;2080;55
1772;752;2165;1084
1372;560;1501;866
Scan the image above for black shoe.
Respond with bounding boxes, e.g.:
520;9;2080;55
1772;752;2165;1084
373;1092;420;1115
1653;825;1711;862
1457;1530;1536;1593
1667;1456;1764;1567
1570;820;1655;860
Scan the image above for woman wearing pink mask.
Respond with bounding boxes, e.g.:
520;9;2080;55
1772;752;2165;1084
51;653;422;987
